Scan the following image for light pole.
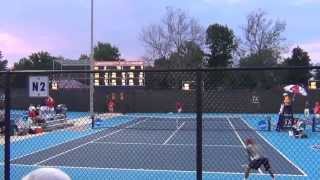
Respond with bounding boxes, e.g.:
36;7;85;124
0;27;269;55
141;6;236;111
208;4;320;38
90;0;94;119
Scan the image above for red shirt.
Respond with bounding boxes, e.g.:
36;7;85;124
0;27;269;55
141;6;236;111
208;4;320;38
176;102;183;109
28;110;37;118
314;105;320;114
45;97;55;108
107;100;115;108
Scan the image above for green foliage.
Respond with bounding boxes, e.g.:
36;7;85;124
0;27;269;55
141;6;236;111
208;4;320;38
153;41;204;69
148;41;203;88
11;51;57;88
79;54;89;60
239;49;278;67
0;51;8;71
282;47;311;85
13;51;56;70
93;42;121;61
237;49;279;89
206;24;237;67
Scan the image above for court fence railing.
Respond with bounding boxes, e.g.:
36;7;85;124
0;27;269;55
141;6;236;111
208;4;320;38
1;66;320;180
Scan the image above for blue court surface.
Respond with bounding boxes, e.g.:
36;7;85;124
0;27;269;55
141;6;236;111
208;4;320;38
1;112;319;179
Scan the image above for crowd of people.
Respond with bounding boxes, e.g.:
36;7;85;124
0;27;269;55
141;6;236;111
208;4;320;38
27;96;56;125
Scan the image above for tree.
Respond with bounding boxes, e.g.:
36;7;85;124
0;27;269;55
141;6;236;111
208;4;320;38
239;9;286;59
140;7;205;61
152;41;204;69
282;47;312;85
237;49;279;89
11;51;57;88
0;51;8;71
93;42;120;61
0;51;8;88
147;41;203;89
205;24;237;67
239;49;278;67
13;51;56;70
79;54;89;60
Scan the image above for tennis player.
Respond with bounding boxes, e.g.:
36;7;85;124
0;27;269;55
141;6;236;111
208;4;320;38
244;138;275;180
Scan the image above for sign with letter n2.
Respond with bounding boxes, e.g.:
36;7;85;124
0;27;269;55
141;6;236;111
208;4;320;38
29;76;49;97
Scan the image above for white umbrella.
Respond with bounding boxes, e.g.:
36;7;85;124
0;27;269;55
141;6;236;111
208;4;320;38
283;84;307;96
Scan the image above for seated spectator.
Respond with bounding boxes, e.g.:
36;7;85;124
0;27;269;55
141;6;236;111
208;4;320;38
291;119;307;138
28;106;44;125
22;168;71;180
28;104;35;112
313;101;320;118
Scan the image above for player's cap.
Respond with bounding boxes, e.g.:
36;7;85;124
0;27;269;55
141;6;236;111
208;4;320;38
283;93;288;96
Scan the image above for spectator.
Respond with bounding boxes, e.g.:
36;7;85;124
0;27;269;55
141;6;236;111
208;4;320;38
313;101;320;118
312;102;320;131
304;101;310;118
28;104;35;112
291;119;307;138
45;96;55;111
176;101;183;113
107;99;115;113
22;168;71;180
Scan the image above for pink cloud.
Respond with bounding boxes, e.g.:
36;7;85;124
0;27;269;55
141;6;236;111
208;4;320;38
0;31;71;67
0;32;33;55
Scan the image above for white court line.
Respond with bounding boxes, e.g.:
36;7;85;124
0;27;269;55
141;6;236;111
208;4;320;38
90;141;243;148
227;118;263;174
34;119;146;165
163;122;186;145
7;163;305;177
10;128;108;161
240;117;308;176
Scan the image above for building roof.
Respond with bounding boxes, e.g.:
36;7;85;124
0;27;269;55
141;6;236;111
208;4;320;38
54;59;90;67
55;58;144;67
94;60;144;66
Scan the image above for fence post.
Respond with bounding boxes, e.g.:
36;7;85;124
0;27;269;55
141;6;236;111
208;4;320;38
196;70;203;180
4;71;11;180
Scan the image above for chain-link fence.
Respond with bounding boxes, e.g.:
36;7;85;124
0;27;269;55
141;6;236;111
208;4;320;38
1;67;320;180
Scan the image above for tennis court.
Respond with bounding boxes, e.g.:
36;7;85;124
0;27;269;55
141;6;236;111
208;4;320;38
8;114;306;179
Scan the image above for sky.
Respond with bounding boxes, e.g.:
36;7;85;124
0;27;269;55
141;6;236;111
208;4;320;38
1;0;320;67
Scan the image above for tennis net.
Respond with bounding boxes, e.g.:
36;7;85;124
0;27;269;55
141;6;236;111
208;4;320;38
92;114;272;132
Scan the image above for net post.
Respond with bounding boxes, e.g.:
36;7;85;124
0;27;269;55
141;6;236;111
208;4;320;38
91;115;95;129
196;70;203;180
267;116;271;131
4;71;11;180
312;117;316;132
